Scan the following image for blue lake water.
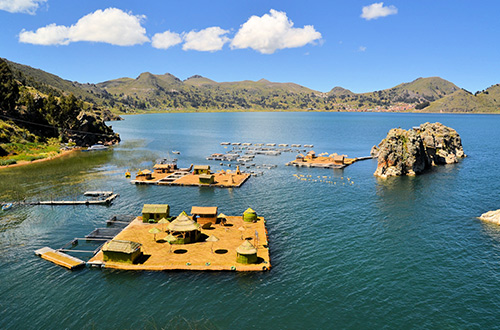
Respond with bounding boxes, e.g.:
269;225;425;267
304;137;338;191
1;112;500;329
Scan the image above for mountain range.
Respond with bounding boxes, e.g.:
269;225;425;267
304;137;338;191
4;58;500;114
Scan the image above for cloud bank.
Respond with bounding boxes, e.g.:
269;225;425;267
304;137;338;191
151;31;182;49
0;0;46;14
182;27;230;52
19;8;149;46
19;7;322;54
231;9;322;54
361;2;398;20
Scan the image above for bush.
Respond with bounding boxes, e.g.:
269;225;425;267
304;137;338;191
0;159;17;166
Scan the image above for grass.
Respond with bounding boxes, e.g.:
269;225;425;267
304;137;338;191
0;139;61;165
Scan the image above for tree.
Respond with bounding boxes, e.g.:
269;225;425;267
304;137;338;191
0;59;20;114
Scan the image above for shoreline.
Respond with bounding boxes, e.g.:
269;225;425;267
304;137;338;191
0;148;79;171
116;108;500;116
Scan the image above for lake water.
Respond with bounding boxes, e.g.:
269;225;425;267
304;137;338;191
1;112;500;329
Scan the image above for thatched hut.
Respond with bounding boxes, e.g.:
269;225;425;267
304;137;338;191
199;174;215;185
153;163;177;174
236;240;258;264
191;206;218;225
102;240;142;264
142;204;170;223
193;165;211;175
243;208;258;222
167;212;201;244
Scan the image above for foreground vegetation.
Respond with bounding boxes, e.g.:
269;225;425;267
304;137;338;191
0;58;119;167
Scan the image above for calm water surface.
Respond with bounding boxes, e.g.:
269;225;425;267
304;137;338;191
1;112;500;329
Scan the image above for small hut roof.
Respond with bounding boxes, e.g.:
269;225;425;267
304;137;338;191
191;206;218;215
168;213;200;232
103;240;141;254
142;204;169;214
218;213;227;218
194;165;210;170
148;227;161;234
296;154;305;158
153;164;175;169
244;208;256;214
205;235;219;242
141;169;152;174
236;240;257;255
158;218;169;224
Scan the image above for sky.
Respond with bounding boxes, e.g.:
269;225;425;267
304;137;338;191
0;0;498;93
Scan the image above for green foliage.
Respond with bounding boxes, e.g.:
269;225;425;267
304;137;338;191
0;159;16;166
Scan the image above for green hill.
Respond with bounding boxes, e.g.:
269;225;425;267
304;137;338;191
425;84;500;113
2;58;498;113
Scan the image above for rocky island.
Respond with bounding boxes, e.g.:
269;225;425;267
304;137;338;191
373;122;466;178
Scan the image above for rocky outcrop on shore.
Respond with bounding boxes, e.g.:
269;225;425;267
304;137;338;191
374;122;466;178
67;111;120;147
479;209;500;225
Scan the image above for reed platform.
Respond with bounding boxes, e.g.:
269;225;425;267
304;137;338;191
88;215;271;272
132;172;250;188
34;247;86;270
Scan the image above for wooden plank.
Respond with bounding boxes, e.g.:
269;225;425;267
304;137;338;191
36;247;86;270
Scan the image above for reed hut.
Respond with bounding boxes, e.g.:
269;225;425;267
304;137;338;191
333;155;345;165
167;212;201;244
193;165;211;175
191;206;218;225
199;174;215;185
153;163;177;174
236;240;258;264
142;204;170;223
102;240;142;264
243;208;258;222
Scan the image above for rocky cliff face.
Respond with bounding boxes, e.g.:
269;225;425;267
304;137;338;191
67;111;120;147
374;122;465;178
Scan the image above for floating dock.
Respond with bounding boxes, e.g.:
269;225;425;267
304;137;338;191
31;193;119;205
34;247;86;270
88;215;270;272
131;172;250;188
286;152;373;169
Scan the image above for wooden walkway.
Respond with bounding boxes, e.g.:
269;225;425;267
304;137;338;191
34;247;86;270
30;193;119;205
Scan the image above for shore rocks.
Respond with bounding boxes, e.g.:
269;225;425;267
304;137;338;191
67;111;120;147
374;122;466;178
479;209;500;225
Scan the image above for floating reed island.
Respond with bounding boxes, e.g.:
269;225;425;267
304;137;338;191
130;161;250;188
286;150;372;169
83;205;270;271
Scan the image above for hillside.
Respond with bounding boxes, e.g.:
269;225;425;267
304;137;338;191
2;58;498;113
0;58;119;165
425;84;500;113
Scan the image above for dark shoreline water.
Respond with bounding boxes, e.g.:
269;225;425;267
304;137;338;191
1;112;500;329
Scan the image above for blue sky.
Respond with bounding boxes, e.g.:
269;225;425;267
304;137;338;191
0;0;498;93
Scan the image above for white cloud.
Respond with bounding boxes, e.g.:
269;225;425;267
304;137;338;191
0;0;46;14
361;2;398;20
182;27;229;52
358;46;367;52
19;23;70;45
231;9;322;54
152;31;182;49
19;8;149;46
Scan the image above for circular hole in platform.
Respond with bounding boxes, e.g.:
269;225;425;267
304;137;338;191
214;249;228;254
245;237;253;240
173;249;188;254
223;223;233;227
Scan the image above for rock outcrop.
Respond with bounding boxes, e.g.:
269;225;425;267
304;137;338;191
67;111;120;147
479;209;500;225
374;122;465;178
